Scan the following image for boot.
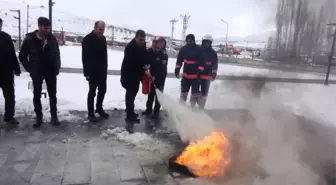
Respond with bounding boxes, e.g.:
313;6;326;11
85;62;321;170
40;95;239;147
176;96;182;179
88;114;98;123
95;108;109;119
33;115;43;128
142;109;152;116
51;116;61;126
5;118;20;126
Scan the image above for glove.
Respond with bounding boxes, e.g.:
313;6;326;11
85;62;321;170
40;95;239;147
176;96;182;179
212;73;217;81
14;70;21;76
85;76;90;81
174;68;180;79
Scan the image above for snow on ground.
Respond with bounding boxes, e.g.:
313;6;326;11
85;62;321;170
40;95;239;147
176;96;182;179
60;45;334;80
0;71;335;128
0;46;335;153
101;127;174;156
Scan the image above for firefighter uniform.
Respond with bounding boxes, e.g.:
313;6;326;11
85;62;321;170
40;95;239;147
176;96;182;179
199;34;218;109
175;34;204;107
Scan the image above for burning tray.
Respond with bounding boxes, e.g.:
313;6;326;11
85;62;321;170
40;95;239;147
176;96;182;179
168;153;197;178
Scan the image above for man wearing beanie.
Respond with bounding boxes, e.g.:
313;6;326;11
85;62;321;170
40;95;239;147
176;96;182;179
0;18;22;125
19;17;61;128
175;34;204;108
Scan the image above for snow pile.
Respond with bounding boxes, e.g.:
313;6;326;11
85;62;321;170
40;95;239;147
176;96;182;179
102;127;174;156
0;97;82;122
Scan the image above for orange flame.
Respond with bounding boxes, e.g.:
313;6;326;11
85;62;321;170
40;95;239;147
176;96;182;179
175;132;231;177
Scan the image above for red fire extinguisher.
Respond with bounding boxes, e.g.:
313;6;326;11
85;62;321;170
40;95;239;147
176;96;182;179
142;67;151;95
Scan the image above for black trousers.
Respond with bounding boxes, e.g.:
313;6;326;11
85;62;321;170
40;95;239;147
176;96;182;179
180;78;200;107
87;76;107;115
0;83;15;121
122;80;140;117
146;77;165;112
32;75;57;117
199;80;211;109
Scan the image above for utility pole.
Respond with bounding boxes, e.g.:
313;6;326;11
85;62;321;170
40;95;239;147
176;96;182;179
10;9;21;49
49;0;55;33
169;19;178;49
180;14;191;41
26;4;29;33
325;23;336;85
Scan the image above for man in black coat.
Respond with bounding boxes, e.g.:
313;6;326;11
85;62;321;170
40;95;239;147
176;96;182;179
120;29;150;122
0;18;21;125
142;37;168;119
82;21;109;122
19;17;61;128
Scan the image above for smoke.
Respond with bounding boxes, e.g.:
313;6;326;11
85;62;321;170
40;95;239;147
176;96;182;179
156;74;332;184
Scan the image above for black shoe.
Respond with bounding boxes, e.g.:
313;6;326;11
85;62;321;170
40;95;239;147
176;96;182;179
142;109;152;116
33;116;43;128
95;109;109;119
51;116;61;126
152;111;160;119
126;115;140;123
5;118;20;125
88;114;98;123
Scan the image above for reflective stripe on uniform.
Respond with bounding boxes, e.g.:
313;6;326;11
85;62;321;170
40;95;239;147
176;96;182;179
212;69;217;73
205;61;212;65
200;75;212;80
182;73;198;79
198;66;204;71
184;59;197;64
175;65;181;68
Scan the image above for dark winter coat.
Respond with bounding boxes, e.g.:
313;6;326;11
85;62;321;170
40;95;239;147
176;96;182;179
82;31;108;79
175;44;204;79
0;31;21;86
147;48;168;81
120;38;148;86
200;47;218;80
19;30;61;78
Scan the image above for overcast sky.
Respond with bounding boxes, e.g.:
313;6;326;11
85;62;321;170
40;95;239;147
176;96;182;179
4;0;276;38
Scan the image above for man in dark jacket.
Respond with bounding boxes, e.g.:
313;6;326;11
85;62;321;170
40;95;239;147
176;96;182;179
199;34;218;109
120;29;150;122
0;18;21;125
142;37;168;119
175;34;204;107
19;17;61;128
82;21;109;122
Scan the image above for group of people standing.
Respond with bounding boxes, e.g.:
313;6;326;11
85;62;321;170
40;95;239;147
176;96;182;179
0;16;218;131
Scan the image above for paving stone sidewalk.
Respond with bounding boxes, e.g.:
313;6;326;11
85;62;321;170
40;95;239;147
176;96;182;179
0;109;335;185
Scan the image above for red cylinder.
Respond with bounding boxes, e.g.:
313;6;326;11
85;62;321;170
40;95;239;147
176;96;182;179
142;74;151;95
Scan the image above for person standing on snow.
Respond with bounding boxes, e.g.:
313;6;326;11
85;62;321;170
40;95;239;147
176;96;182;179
19;17;61;128
142;37;168;119
120;29;150;123
199;34;218;109
175;34;204;107
82;21;109;123
0;18;21;125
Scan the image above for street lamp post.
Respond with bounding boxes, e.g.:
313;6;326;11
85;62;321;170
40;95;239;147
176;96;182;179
10;9;21;48
221;19;229;51
325;23;336;85
26;5;45;33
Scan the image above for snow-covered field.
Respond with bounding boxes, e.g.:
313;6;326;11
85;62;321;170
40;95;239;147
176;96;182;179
60;46;332;79
0;45;335;152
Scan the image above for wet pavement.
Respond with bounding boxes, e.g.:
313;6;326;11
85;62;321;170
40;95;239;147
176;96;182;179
0;109;335;185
